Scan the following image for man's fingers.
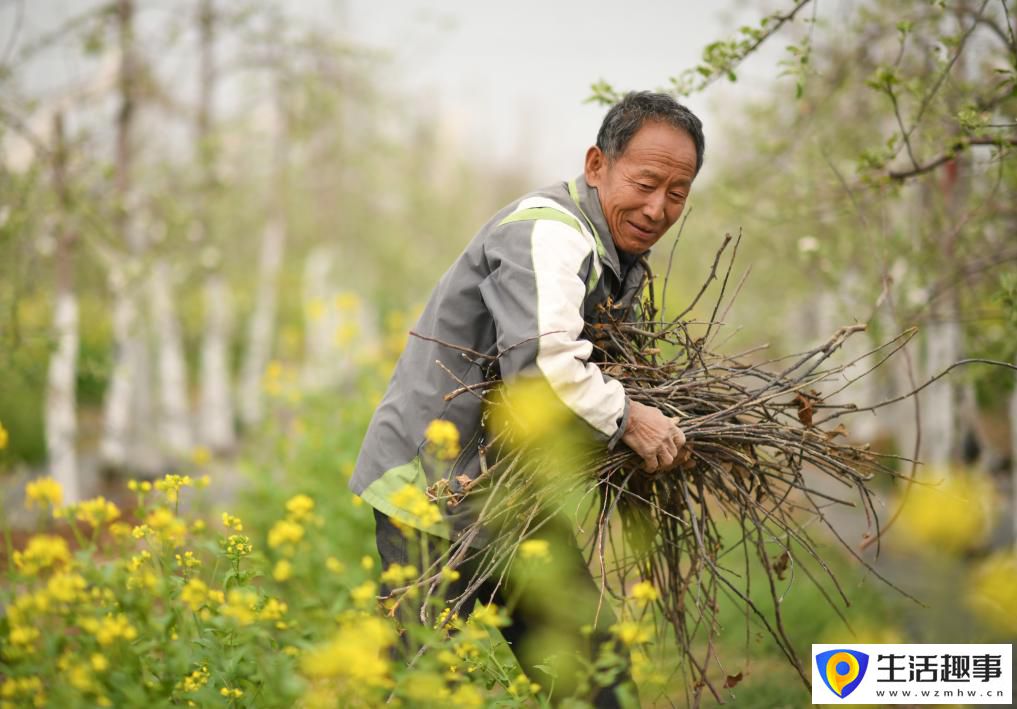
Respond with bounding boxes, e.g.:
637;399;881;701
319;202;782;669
671;424;686;449
657;449;675;470
661;437;678;460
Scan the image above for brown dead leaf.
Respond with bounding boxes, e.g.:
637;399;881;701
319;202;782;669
794;393;814;427
772;550;790;580
724;672;744;688
825;423;849;440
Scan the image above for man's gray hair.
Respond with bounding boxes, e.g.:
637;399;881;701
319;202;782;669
596;91;705;174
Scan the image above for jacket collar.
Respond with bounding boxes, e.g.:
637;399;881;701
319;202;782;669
569;175;638;280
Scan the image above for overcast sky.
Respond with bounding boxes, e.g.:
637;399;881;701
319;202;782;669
4;1;789;182
341;0;779;182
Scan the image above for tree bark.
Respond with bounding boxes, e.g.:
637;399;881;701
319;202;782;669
45;112;81;503
238;218;286;426
922;301;961;468
199;271;235;449
149;260;191;456
194;0;236;451
238;83;288;427
301;246;338;391
101;0;158;474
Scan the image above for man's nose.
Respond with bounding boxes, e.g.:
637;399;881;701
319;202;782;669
642;190;666;223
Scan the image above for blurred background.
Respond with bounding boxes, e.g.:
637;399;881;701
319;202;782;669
1;0;1015;705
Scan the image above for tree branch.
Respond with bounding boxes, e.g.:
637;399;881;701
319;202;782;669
887;136;1017;181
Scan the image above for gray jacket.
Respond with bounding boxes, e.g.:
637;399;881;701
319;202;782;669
349;175;648;539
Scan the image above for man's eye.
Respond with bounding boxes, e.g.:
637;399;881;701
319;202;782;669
637;183;654;191
669;192;685;201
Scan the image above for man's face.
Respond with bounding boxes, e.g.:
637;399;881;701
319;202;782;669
584;121;698;254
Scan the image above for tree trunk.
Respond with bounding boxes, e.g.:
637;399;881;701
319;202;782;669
301;246;338;391
238;218;286;426
149;260;191;457
199;272;235;450
194;0;236;452
238;84;288;427
922;309;960;468
102;263;160;475
101;0;158;474
45;112;81;503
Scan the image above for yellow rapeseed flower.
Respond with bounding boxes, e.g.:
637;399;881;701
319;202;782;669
966;551;1017;636
221;512;243;532
267;519;304;550
519;539;551;561
325;556;345;574
178;665;210;693
190;446;212;467
350;581;378;608
468;603;508;628
109;521;132;540
145;508;187;547
424;419;461;461
302;615;396;687
507;673;541;697
14;534;70;575
76;497;120;528
24;477;63;511
83;613;138;646
221;589;258;626
181;579;208;611
389;484;443;529
895;469;997;555
155;474;193;503
610;620;652;646
306;298;326;321
273;559;293;582
259;597;288;622
46;571;87;604
8;625;41;647
223;534;253;557
449;684;484;708
630;580;660;606
379;563;418;587
0;420;7;450
334;292;361;311
285;494;315;521
175;551;201;569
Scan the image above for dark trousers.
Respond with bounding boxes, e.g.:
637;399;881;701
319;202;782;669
373;509;638;707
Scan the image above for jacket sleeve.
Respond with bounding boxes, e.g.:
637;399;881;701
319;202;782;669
479;214;628;446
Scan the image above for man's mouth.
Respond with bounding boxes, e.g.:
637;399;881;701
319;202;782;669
627;221;656;238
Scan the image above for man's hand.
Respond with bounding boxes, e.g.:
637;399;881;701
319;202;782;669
621;400;686;474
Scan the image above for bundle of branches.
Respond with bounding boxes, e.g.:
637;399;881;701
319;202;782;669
409;232;922;705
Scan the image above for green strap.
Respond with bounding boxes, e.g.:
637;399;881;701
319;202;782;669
499;207;582;233
567;179;608;263
499;206;600;295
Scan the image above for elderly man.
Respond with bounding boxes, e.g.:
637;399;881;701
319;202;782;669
350;91;704;706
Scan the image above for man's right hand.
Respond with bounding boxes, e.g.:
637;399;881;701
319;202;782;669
621;400;686;474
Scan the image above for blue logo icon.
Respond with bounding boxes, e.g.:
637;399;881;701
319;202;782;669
816;648;869;698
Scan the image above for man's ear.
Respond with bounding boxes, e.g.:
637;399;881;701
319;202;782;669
584;145;606;187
